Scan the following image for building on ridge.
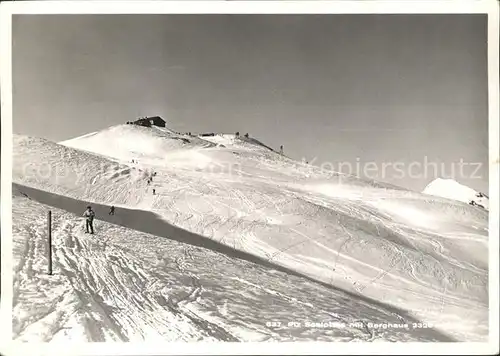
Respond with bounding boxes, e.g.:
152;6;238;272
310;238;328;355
132;116;166;128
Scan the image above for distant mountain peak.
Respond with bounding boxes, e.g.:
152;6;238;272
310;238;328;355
423;178;489;210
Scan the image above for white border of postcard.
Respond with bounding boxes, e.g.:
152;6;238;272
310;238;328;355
1;1;499;355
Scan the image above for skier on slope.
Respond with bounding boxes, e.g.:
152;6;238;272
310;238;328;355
109;206;115;215
83;205;96;234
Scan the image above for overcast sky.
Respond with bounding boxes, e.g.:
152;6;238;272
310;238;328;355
12;14;489;193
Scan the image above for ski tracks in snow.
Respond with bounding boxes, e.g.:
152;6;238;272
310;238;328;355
172;247;240;341
13;213;236;342
13;216;85;342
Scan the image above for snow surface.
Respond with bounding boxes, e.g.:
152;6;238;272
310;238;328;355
12;124;489;342
423;178;489;211
12;190;453;342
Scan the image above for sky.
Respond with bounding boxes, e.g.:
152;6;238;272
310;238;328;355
12;14;489;193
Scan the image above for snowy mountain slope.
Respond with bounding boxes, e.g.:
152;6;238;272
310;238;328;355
200;133;278;153
13;126;489;341
423;178;489;211
13;134;153;206
60;125;216;165
12;189;454;342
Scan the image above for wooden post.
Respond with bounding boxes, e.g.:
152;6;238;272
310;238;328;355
47;210;52;275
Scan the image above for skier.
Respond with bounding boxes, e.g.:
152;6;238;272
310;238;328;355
83;206;96;234
279;145;284;155
109;206;115;215
153;188;156;195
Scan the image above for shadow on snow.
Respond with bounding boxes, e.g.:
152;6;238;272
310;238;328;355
13;183;455;341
